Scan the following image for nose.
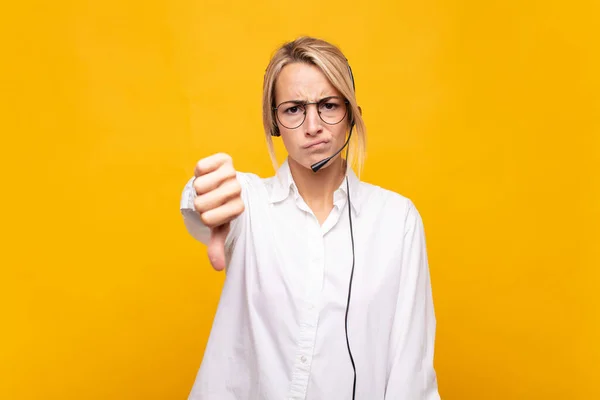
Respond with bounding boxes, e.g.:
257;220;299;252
304;103;323;137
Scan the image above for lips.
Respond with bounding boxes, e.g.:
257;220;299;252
303;140;328;149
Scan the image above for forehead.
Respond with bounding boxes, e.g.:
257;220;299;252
274;62;341;103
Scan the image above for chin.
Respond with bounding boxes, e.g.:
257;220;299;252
288;154;317;171
301;158;320;171
293;154;341;172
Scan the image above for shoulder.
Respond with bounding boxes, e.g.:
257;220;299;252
357;180;424;231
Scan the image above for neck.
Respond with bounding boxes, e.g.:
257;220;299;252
288;156;346;211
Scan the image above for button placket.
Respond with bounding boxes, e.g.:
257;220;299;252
287;220;324;399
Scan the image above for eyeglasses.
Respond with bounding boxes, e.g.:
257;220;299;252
273;96;349;130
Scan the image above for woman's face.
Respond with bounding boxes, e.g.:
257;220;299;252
274;62;349;171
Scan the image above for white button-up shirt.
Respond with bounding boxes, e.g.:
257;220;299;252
180;159;440;400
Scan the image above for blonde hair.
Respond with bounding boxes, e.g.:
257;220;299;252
262;36;367;176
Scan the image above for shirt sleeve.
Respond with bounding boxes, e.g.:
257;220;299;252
180;176;211;245
384;200;441;399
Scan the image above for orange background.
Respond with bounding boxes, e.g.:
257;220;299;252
1;1;598;399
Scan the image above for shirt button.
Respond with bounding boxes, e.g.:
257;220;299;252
301;355;307;363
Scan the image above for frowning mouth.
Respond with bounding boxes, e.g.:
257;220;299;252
303;140;328;149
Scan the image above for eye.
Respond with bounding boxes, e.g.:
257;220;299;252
319;100;340;112
284;105;303;114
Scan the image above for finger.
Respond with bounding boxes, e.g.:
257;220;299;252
194;178;242;213
193;162;236;195
199;197;245;228
208;223;230;271
194;153;232;177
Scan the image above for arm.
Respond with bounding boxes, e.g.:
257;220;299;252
179;153;245;271
385;201;440;399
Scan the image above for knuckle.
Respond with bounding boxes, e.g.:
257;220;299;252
220;152;232;162
213;152;231;166
199;211;215;227
225;164;236;178
222;153;235;168
193;197;205;213
194;162;201;177
193;177;202;193
218;161;235;178
233;199;245;216
225;177;240;192
199;211;209;224
231;181;242;196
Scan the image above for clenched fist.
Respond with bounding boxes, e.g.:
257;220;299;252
193;153;245;271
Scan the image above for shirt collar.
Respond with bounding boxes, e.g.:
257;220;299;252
268;158;362;215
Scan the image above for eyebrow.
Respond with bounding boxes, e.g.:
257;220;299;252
278;95;340;105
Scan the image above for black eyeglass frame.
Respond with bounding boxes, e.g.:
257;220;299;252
272;96;350;130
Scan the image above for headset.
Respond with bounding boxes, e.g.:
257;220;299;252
271;62;358;400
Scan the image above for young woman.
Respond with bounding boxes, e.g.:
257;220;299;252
180;36;440;400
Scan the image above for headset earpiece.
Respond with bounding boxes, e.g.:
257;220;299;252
347;62;357;129
347;62;355;92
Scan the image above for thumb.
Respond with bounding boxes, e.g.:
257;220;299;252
208;223;230;271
